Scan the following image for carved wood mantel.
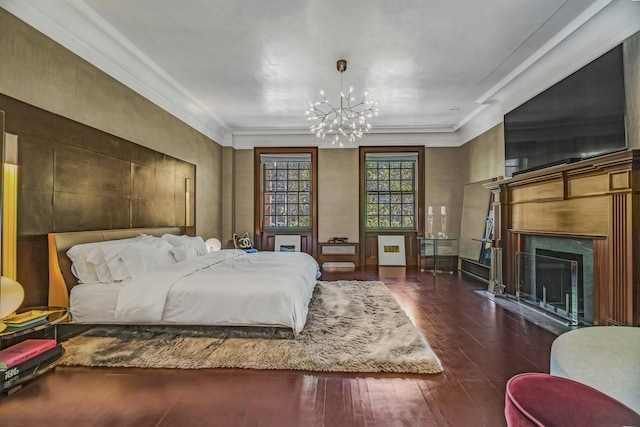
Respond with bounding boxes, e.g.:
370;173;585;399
486;150;640;326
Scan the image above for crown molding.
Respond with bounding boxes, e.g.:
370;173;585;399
1;0;231;144
231;130;461;150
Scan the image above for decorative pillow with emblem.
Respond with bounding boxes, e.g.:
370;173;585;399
233;232;254;250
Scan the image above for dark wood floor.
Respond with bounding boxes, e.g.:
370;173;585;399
0;269;557;426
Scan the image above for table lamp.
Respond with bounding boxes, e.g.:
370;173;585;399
0;276;25;332
205;238;222;252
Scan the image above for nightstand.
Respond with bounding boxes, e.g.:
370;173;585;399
0;306;68;395
318;242;360;270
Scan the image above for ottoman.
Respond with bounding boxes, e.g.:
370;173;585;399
505;373;640;426
550;326;640;413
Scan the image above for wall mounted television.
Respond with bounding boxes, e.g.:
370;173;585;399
504;44;626;177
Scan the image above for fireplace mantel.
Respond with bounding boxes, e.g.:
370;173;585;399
486;150;640;326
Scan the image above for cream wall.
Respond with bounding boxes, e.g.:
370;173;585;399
0;9;222;239
453;124;503;263
424;147;468;241
464;123;505;183
233;150;255;246
318;149;359;242
221;147;235;246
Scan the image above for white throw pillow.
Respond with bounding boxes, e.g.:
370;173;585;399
117;239;176;279
67;236;141;283
161;234;208;256
68;235;177;283
170;246;198;262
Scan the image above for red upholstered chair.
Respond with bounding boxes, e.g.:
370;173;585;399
505;373;640;427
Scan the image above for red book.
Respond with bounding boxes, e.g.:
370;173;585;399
0;339;57;370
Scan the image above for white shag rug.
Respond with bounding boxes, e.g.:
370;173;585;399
60;280;442;374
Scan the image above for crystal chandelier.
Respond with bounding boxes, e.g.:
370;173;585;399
305;59;379;147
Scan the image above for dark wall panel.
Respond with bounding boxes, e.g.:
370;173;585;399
99;155;131;198
132;144;156;167
17;237;48;307
157;171;175;203
20;135;53;190
132;199;156;227
131;163;156;200
53;193;103;231
55;144;101;194
19;189;53;235
1;93;195;306
174;175;187;226
100;196;132;229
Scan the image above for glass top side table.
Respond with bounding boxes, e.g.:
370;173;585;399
417;238;458;275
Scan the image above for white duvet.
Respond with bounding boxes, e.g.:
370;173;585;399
74;250;320;334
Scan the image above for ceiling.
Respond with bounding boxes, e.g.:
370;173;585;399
2;0;640;148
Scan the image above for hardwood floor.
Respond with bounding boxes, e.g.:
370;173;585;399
0;269;557;426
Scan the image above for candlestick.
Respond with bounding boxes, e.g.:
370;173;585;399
440;214;447;238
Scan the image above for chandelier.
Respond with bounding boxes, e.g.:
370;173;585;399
305;59;378;146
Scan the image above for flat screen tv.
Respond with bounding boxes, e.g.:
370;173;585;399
504;44;626;177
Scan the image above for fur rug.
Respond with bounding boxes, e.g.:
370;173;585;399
60;280;443;374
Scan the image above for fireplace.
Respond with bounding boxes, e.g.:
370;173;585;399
487;150;640;326
516;236;594;326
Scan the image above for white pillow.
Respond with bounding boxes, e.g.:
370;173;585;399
161;234;208;256
67;236;141;283
68;235;177;283
117;239;176;279
170;246;198;262
87;238;149;282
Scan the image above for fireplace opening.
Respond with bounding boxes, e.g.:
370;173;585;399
516;236;594;326
535;248;583;319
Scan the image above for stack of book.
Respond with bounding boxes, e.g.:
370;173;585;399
0;339;63;389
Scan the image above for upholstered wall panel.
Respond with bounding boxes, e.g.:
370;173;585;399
55;144;101;194
0;92;196;306
17;236;48;307
54;192;104;231
19;189;53;234
156;171;176;204
174;175;187;227
20;134;54;190
132;163;156;201
99;156;131;198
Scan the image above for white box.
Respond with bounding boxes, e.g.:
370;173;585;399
377;235;406;266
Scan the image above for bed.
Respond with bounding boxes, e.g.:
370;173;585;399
48;227;320;334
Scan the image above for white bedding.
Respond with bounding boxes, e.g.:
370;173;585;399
69;249;320;334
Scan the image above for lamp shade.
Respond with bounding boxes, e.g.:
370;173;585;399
0;276;24;319
205;238;222;252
